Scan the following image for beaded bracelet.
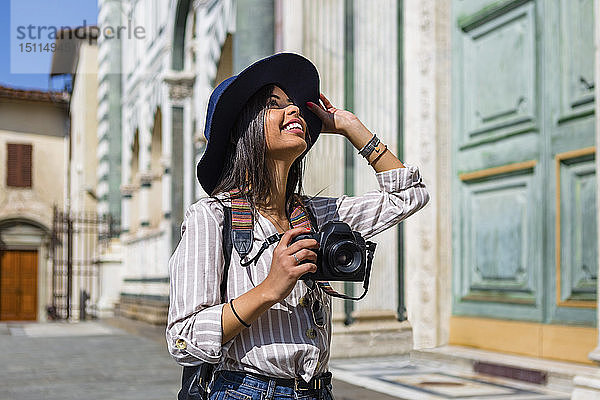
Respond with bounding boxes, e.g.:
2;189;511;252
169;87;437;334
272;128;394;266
368;144;388;165
230;298;251;328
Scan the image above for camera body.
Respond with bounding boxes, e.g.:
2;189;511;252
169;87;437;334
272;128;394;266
290;220;367;282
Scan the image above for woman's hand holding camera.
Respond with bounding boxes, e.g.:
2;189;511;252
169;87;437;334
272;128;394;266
222;227;319;343
260;226;319;302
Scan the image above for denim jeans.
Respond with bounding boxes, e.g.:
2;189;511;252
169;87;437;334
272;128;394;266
208;370;335;400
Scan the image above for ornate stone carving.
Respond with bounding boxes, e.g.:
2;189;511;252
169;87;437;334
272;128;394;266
119;184;137;197
163;71;196;101
138;172;155;187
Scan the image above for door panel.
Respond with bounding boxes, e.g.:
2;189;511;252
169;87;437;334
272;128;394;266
460;1;537;146
452;0;596;327
558;0;595;123
452;0;543;322
0;250;38;321
0;257;19;320
546;0;596;324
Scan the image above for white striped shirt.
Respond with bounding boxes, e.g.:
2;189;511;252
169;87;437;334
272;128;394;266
166;164;429;383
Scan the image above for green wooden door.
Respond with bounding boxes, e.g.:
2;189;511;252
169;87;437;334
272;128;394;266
451;0;596;325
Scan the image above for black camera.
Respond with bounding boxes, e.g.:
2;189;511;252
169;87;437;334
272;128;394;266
290;220;368;282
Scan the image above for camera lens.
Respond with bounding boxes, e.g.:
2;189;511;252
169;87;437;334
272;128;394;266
328;240;362;275
335;251;353;266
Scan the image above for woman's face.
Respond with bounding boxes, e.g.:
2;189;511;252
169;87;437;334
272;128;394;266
264;85;308;161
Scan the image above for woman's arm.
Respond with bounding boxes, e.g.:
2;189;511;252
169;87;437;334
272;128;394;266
343;120;404;172
167;201;228;365
220;286;276;344
306;93;429;239
306;165;428;239
307;93;404;172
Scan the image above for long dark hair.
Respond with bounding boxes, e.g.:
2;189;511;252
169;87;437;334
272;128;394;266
209;84;312;220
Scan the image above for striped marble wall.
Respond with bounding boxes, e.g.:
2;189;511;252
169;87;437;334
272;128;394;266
352;0;400;318
282;0;401;322
299;0;348;321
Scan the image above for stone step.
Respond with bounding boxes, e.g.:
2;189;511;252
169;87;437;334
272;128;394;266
411;345;598;394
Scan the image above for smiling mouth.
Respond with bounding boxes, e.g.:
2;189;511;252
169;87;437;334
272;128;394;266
282;128;304;135
282;121;304;135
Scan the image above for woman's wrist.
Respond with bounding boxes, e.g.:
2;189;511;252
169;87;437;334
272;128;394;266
343;122;374;149
256;281;281;306
343;122;405;171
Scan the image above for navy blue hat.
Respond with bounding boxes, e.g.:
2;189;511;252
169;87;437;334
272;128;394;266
196;52;322;194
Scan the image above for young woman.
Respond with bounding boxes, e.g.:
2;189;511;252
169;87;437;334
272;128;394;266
167;53;429;400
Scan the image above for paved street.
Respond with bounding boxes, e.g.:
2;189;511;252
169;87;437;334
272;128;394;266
0;322;179;400
0;319;397;400
0;319;573;400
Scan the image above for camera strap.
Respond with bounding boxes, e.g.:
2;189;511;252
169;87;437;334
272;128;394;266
228;189;377;301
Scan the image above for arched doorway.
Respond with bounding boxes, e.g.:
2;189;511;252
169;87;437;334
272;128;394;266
172;0;193;71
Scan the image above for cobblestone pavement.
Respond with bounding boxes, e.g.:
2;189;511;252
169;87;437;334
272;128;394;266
0;319;397;400
0;321;179;400
0;319;572;400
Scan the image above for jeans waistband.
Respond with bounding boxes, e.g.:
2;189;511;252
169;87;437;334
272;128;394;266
217;369;332;393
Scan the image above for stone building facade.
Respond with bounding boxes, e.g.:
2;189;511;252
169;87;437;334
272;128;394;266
0;86;69;322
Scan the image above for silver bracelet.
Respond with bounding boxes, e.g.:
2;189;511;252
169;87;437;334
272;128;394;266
358;133;380;159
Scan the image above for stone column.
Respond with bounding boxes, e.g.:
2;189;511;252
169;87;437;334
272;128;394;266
572;0;600;397
96;238;123;318
160;95;172;246
138;107;152;228
120;184;135;234
403;0;452;348
233;0;274;73
276;0;303;53
163;71;195;250
138;172;153;228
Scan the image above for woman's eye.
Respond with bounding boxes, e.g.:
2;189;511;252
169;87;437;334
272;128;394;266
268;100;279;108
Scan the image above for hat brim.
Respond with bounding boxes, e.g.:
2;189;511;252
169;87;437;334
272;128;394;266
196;52;322;194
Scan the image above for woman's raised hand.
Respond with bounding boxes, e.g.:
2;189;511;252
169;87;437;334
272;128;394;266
306;93;364;137
260;227;319;302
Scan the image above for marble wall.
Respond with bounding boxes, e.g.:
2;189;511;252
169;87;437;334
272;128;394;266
403;0;452;348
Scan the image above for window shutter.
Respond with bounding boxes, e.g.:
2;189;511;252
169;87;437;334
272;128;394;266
6;143;32;188
21;144;32;187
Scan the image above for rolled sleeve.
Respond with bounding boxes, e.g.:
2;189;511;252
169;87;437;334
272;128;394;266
166;200;230;366
306;163;430;239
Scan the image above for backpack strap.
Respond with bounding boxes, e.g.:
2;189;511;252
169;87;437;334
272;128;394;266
229;191;254;259
220;205;233;303
296;195;319;231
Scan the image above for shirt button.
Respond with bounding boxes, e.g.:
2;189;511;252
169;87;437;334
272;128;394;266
175;338;187;350
305;328;317;339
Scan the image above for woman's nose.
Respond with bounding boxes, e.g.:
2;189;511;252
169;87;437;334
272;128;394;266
286;103;302;117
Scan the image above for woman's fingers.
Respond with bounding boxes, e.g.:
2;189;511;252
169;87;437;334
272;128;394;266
298;262;318;276
320;93;334;109
291;248;318;264
285;238;319;255
306;101;328;119
279;226;311;248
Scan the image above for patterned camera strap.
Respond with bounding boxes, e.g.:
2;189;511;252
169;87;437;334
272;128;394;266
228;188;343;298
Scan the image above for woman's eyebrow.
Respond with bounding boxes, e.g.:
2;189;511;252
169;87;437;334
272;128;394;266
269;94;294;103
